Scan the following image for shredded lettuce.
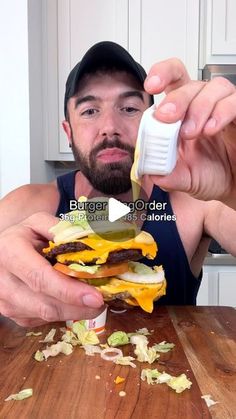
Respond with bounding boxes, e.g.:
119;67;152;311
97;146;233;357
34;350;44;362
82;345;102;356
39;328;56;343
135;346;160;364
141;369;192;393
68;264;99;274
115;356;136;368
135;328;152;335
26;332;42;337
153;341;175;353
167;374;192;393
107;331;129;347
127;328;152;339
5;388;33;401
72;321;99;345
34;342;73;361
61;330;80;346
72;320;86;335
155;372;173;383
42;341;73;360
49;219;72;235
130;335;160;364
141;368;161;384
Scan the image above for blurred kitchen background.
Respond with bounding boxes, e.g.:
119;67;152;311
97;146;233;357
0;0;236;305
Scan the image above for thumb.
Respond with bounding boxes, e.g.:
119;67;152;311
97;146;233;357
20;211;59;240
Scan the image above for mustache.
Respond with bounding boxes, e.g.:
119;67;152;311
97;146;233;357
91;136;134;158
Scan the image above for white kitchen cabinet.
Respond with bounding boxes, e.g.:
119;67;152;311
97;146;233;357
218;273;236;306
128;0;199;79
42;0;129;161
42;0;199;161
198;263;236;307
199;0;236;68
197;272;210;305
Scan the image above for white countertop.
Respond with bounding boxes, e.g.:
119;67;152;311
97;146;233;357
204;253;236;266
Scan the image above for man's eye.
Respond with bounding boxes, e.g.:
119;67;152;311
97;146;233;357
122;107;139;114
81;108;98;116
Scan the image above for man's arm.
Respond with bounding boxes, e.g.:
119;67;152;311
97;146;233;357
0;183;60;233
204;201;236;256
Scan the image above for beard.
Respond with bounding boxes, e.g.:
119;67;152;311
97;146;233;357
71;135;135;195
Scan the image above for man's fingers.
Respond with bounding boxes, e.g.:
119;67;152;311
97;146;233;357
0;213;104;309
180;77;236;138
20;211;60;240
10;317;48;328
0;237;103;309
1;294;104;323
0;272;105;323
203;91;236;137
144;58;191;95
153;80;204;123
145;61;236;137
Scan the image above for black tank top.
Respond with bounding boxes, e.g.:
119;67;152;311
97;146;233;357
56;171;202;305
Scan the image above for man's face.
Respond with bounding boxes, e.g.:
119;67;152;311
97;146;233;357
63;71;150;194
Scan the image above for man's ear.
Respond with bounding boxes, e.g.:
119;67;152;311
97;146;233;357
62;120;72;146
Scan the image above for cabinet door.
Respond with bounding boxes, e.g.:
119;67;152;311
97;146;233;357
43;0;129;160
202;264;236;307
199;0;236;67
129;0;199;80
212;0;236;55
58;0;129;156
219;272;236;307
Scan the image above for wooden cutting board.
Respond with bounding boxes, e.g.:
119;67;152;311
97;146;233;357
0;307;212;419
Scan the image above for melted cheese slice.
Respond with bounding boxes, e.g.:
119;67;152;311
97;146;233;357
44;235;157;265
98;278;166;313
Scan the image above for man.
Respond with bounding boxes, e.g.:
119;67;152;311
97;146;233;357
0;41;235;327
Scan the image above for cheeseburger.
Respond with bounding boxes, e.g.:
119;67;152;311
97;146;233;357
43;209;166;313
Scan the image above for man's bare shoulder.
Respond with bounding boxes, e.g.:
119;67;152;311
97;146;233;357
0;183;60;232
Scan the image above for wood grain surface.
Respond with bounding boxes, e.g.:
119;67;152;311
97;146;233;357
169;306;236;419
0;306;235;419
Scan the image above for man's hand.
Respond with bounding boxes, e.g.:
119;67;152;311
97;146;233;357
0;212;104;327
144;58;236;209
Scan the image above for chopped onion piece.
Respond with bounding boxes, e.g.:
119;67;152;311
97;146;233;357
201;395;219;407
101;347;123;361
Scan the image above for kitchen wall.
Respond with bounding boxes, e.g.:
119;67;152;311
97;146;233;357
0;0;54;199
0;0;30;197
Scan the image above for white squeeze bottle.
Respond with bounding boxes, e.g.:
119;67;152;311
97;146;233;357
131;105;181;198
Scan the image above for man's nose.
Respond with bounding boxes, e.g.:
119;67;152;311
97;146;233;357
99;110;121;138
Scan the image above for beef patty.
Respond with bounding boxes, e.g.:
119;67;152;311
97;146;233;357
45;241;92;259
45;242;142;266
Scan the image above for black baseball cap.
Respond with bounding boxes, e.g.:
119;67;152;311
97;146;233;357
64;41;153;117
